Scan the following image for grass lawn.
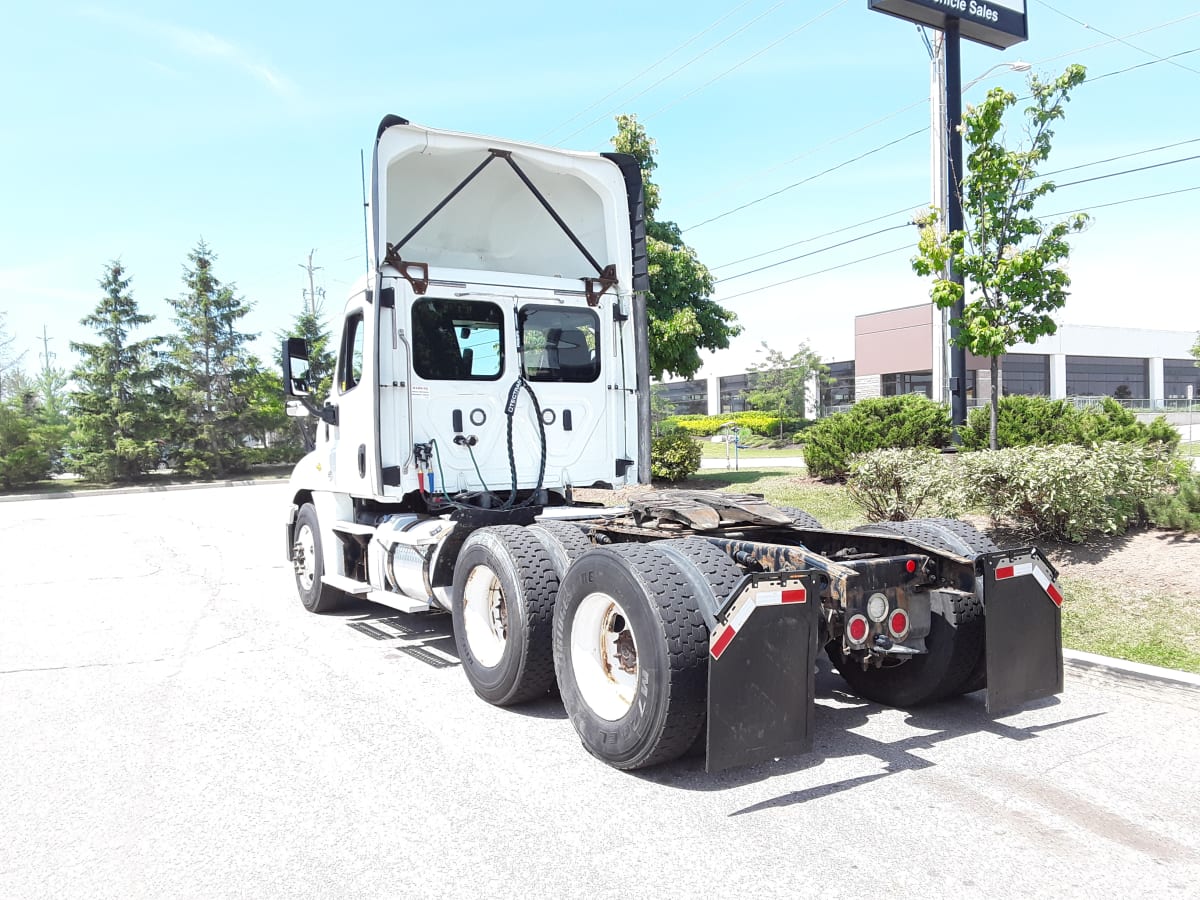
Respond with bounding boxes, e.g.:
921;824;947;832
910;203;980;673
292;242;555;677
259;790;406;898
697;439;804;460
1;465;295;497
688;468;1200;673
1060;577;1200;674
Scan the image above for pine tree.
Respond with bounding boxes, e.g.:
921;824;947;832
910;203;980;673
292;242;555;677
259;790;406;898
69;261;165;482
166;240;258;477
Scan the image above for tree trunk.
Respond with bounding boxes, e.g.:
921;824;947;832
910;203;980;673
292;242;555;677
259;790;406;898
989;355;1000;451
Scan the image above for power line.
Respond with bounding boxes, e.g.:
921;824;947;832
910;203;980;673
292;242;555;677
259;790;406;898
1039;137;1200;179
718;223;912;283
684;127;926;231
1085;46;1200;84
1033;10;1200;65
710;203;920;270
1035;0;1200;77
643;0;850;124
718;244;912;302
555;1;792;146
713;183;1200;303
1051;153;1200;190
535;0;759;143
1042;183;1200;218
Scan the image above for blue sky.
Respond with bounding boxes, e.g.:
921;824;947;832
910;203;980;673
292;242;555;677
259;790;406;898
2;1;1197;379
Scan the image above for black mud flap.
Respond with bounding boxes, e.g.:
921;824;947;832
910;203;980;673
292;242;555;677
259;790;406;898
706;573;818;773
980;549;1064;714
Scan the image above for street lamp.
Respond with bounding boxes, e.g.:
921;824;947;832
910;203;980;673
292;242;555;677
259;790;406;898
927;37;1030;412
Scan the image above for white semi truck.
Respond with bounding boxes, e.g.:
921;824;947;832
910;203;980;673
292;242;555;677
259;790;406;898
282;116;1063;772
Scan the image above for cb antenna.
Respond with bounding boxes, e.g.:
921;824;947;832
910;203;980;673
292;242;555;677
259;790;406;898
360;149;370;274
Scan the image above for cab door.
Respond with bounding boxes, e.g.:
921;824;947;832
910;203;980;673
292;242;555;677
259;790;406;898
328;295;377;494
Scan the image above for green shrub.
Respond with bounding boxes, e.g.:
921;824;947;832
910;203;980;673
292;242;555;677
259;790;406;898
961;395;1180;451
1146;469;1200;532
961;442;1174;542
959;395;1080;450
651;430;702;482
803;395;953;479
846;447;966;522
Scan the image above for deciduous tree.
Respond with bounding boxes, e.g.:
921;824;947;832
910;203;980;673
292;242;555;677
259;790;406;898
913;64;1088;450
611;115;740;379
744;341;828;440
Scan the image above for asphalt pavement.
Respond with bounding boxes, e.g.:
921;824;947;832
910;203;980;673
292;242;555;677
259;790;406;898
2;484;1199;898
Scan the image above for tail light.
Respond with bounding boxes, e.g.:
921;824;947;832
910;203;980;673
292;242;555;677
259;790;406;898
846;614;870;647
888;608;910;640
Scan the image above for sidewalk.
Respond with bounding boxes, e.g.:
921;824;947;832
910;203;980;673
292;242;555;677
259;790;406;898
700;456;805;470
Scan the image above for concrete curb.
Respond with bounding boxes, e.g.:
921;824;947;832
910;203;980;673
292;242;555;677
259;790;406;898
0;477;290;503
1063;648;1200;689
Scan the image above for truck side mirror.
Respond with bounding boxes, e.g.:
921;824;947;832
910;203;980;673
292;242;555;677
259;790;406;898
282;337;311;398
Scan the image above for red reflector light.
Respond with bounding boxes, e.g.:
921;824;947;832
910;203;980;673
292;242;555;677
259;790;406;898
905;559;916;574
888;608;910;640
846;614;869;645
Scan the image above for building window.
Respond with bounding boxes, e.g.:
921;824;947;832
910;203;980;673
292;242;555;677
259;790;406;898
1164;358;1200;401
412;298;504;381
657;379;707;415
882;371;932;398
1000;353;1050;396
821;360;855;412
1065;355;1147;399
719;372;758;412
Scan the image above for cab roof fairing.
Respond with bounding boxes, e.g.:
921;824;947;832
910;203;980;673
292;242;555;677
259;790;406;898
369;120;637;294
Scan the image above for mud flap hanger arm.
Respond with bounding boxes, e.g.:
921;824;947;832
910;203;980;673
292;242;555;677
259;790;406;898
382;148;617;305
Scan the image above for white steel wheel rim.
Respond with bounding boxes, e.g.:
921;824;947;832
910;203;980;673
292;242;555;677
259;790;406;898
295;524;317;591
461;565;507;668
570;592;639;722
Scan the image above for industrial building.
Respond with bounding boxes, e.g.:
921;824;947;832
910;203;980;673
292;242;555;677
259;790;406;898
656;303;1199;416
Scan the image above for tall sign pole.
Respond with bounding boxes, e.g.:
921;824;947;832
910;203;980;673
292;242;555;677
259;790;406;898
869;1;1029;426
945;17;967;427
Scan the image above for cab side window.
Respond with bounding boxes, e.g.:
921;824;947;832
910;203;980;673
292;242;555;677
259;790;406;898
520;306;600;383
412;299;503;381
338;312;365;393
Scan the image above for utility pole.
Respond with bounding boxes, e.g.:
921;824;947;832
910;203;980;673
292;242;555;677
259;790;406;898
40;324;55;374
299;250;325;316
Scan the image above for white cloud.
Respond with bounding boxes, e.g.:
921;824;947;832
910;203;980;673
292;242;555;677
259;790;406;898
79;6;297;99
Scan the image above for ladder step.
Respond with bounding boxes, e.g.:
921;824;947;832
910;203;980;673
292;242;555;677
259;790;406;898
367;589;432;614
321;573;372;595
331;521;377;536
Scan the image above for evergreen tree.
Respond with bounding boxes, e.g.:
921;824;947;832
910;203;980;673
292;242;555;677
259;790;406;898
275;298;335;449
166;240;258;477
0;311;26;401
69;261;165;482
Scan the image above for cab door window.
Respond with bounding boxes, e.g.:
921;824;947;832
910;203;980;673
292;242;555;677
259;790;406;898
338;312;365;393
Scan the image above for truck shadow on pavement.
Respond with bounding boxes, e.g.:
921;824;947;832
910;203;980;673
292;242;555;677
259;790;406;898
334;601;463;670
637;660;1104;811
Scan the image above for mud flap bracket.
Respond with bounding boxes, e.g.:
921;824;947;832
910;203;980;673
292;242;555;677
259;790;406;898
706;572;818;773
981;549;1064;714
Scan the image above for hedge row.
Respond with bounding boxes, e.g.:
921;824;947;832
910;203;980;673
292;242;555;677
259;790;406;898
959;395;1179;451
846;443;1181;542
663;411;810;438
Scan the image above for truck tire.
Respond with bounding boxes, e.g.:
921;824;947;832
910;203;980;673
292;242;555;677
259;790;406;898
451;525;558;706
293;503;344;613
527;520;592;580
775;506;823;529
829;518;993;706
553;543;710;770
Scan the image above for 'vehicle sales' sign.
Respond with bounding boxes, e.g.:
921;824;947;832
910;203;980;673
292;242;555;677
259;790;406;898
868;0;1028;49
